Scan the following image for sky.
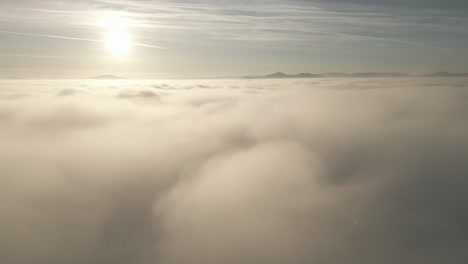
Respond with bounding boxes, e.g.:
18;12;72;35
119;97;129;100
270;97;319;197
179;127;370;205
0;0;468;78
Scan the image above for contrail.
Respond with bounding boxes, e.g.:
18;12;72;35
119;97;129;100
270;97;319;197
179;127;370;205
0;54;66;58
135;43;167;49
0;30;166;49
0;30;101;43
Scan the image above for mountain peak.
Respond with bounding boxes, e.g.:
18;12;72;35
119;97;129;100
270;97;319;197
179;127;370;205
90;75;126;80
265;72;290;78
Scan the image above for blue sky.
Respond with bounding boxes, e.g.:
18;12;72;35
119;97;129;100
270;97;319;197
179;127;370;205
0;0;467;78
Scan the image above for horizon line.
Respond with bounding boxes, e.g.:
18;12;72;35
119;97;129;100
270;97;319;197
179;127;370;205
2;71;468;80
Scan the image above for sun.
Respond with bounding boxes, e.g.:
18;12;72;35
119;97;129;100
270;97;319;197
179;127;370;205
96;11;135;58
105;31;133;57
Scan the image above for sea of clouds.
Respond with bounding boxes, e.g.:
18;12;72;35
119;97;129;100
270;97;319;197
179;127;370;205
1;77;467;264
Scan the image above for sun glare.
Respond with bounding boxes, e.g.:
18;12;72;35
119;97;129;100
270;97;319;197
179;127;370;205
106;31;133;57
98;11;134;29
97;12;135;58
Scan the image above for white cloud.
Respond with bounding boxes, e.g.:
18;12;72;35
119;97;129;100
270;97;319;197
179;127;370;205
0;78;468;263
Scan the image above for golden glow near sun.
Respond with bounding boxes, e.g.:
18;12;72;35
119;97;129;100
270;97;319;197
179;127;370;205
97;12;135;58
106;31;133;57
99;14;134;29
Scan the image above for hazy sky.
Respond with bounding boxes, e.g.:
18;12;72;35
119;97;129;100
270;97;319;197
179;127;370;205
1;0;467;78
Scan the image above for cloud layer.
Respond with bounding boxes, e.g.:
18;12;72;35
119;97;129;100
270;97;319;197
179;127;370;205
1;78;468;264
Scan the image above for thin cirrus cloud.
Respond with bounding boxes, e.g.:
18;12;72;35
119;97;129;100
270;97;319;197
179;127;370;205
0;0;467;77
0;54;66;58
85;0;468;44
0;30;165;50
3;0;466;44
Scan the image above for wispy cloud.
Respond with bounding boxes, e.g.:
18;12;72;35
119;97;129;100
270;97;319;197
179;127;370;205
0;30;165;49
81;0;467;48
0;30;102;43
0;54;67;58
0;0;467;76
2;0;466;49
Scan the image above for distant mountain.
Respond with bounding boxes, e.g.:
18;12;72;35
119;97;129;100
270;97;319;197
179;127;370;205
258;72;322;79
426;72;468;77
264;72;293;78
90;75;126;80
247;72;409;79
349;72;409;78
